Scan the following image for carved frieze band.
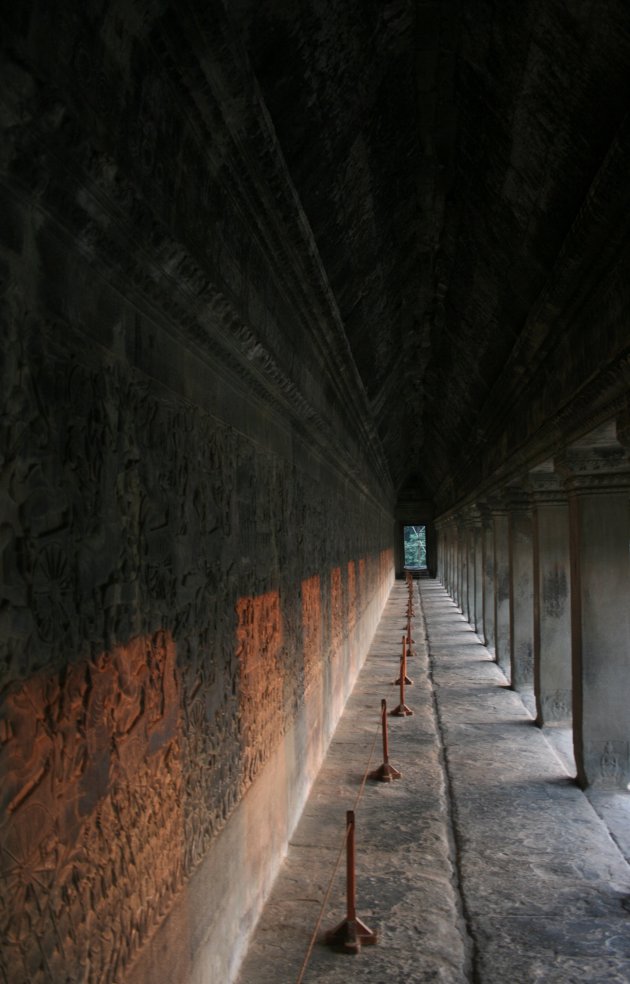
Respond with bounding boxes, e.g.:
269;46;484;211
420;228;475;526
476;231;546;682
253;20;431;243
0;0;391;493
0;311;394;984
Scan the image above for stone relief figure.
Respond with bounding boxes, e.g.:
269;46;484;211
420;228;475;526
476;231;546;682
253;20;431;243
236;591;284;787
542;565;568;618
0;299;390;983
1;676;55;818
546;690;570;722
0;627;185;984
600;741;620;781
31;541;75;647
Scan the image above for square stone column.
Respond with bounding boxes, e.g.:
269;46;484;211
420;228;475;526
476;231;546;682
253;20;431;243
490;497;511;680
441;518;456;595
444;523;451;592
464;518;473;623
507;487;534;694
436;519;445;583
457;517;467;613
480;505;495;653
529;469;571;727
461;509;475;625
447;520;456;596
558;423;630;788
461;505;483;633
472;513;483;635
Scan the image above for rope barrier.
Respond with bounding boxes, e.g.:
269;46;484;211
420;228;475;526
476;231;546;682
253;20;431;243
294;714;381;984
295;581;416;981
368;698;401;782
324;811;377;953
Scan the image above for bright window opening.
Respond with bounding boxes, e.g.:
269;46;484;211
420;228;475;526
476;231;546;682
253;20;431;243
404;524;426;569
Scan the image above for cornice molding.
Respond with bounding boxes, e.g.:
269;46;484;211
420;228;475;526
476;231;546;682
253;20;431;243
562;471;630;494
435;112;630;511
1;4;395;502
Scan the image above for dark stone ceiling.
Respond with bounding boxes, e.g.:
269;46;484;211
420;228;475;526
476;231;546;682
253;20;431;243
229;0;630;502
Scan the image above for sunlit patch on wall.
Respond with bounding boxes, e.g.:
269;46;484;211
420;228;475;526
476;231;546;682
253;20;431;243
301;575;322;694
330;567;343;655
0;631;184;984
347;560;357;634
236;592;284;786
358;557;367;604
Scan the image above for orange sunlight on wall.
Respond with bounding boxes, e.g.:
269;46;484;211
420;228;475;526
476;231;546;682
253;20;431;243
0;631;183;984
236;592;284;786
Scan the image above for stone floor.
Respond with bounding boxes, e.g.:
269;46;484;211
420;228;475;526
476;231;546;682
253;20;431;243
236;580;630;984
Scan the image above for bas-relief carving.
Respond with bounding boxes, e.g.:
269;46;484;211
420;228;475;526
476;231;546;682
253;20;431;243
600;741;622;781
347;561;357;634
2;334;393;983
1;219;394;983
515;643;533;684
0;632;183;984
2;323;225;980
358;558;367;609
542;565;568;618
541;690;571;723
496;571;510;603
236;591;284;786
301;575;322;695
3;48;351;503
330;567;344;657
584;740;630;786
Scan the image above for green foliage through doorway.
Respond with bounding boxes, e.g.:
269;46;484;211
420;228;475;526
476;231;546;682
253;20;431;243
404;525;426;567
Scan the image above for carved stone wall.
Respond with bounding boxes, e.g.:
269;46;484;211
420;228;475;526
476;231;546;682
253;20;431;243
0;4;395;981
0;306;393;984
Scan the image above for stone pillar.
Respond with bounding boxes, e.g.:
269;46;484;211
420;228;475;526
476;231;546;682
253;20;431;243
457;516;467;613
491;496;511;679
442;520;449;591
453;518;460;600
461;512;473;623
442;518;452;593
446;519;455;595
466;511;479;627
472;510;483;635
463;505;483;633
529;467;571;727
480;504;495;653
436;519;444;583
559;422;630;788
507;486;534;693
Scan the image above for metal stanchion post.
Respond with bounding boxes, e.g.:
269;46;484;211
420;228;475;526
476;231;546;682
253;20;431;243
325;811;378;952
395;635;413;686
368;699;401;781
391;642;413;716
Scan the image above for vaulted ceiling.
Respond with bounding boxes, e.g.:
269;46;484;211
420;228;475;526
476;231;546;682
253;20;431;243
229;0;630;503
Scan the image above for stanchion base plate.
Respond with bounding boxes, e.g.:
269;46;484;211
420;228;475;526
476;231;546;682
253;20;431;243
391;704;413;717
325;916;378;953
368;761;402;782
394;673;413;685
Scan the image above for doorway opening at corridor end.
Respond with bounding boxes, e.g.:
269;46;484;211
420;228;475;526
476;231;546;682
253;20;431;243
403;524;427;573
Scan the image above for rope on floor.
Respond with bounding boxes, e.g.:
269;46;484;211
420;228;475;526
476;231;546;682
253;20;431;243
294;715;382;984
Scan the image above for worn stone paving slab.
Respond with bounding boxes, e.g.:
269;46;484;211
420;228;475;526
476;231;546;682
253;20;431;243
236;582;468;984
420;580;630;984
237;580;630;984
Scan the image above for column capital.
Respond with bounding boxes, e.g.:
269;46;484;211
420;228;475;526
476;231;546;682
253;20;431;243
474;499;494;528
504;484;531;512
485;490;509;515
555;420;630;494
615;399;630;452
455;510;469;531
461;503;483;527
528;464;566;505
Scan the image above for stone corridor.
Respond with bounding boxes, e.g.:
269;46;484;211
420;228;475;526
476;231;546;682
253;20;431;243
236;580;630;984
